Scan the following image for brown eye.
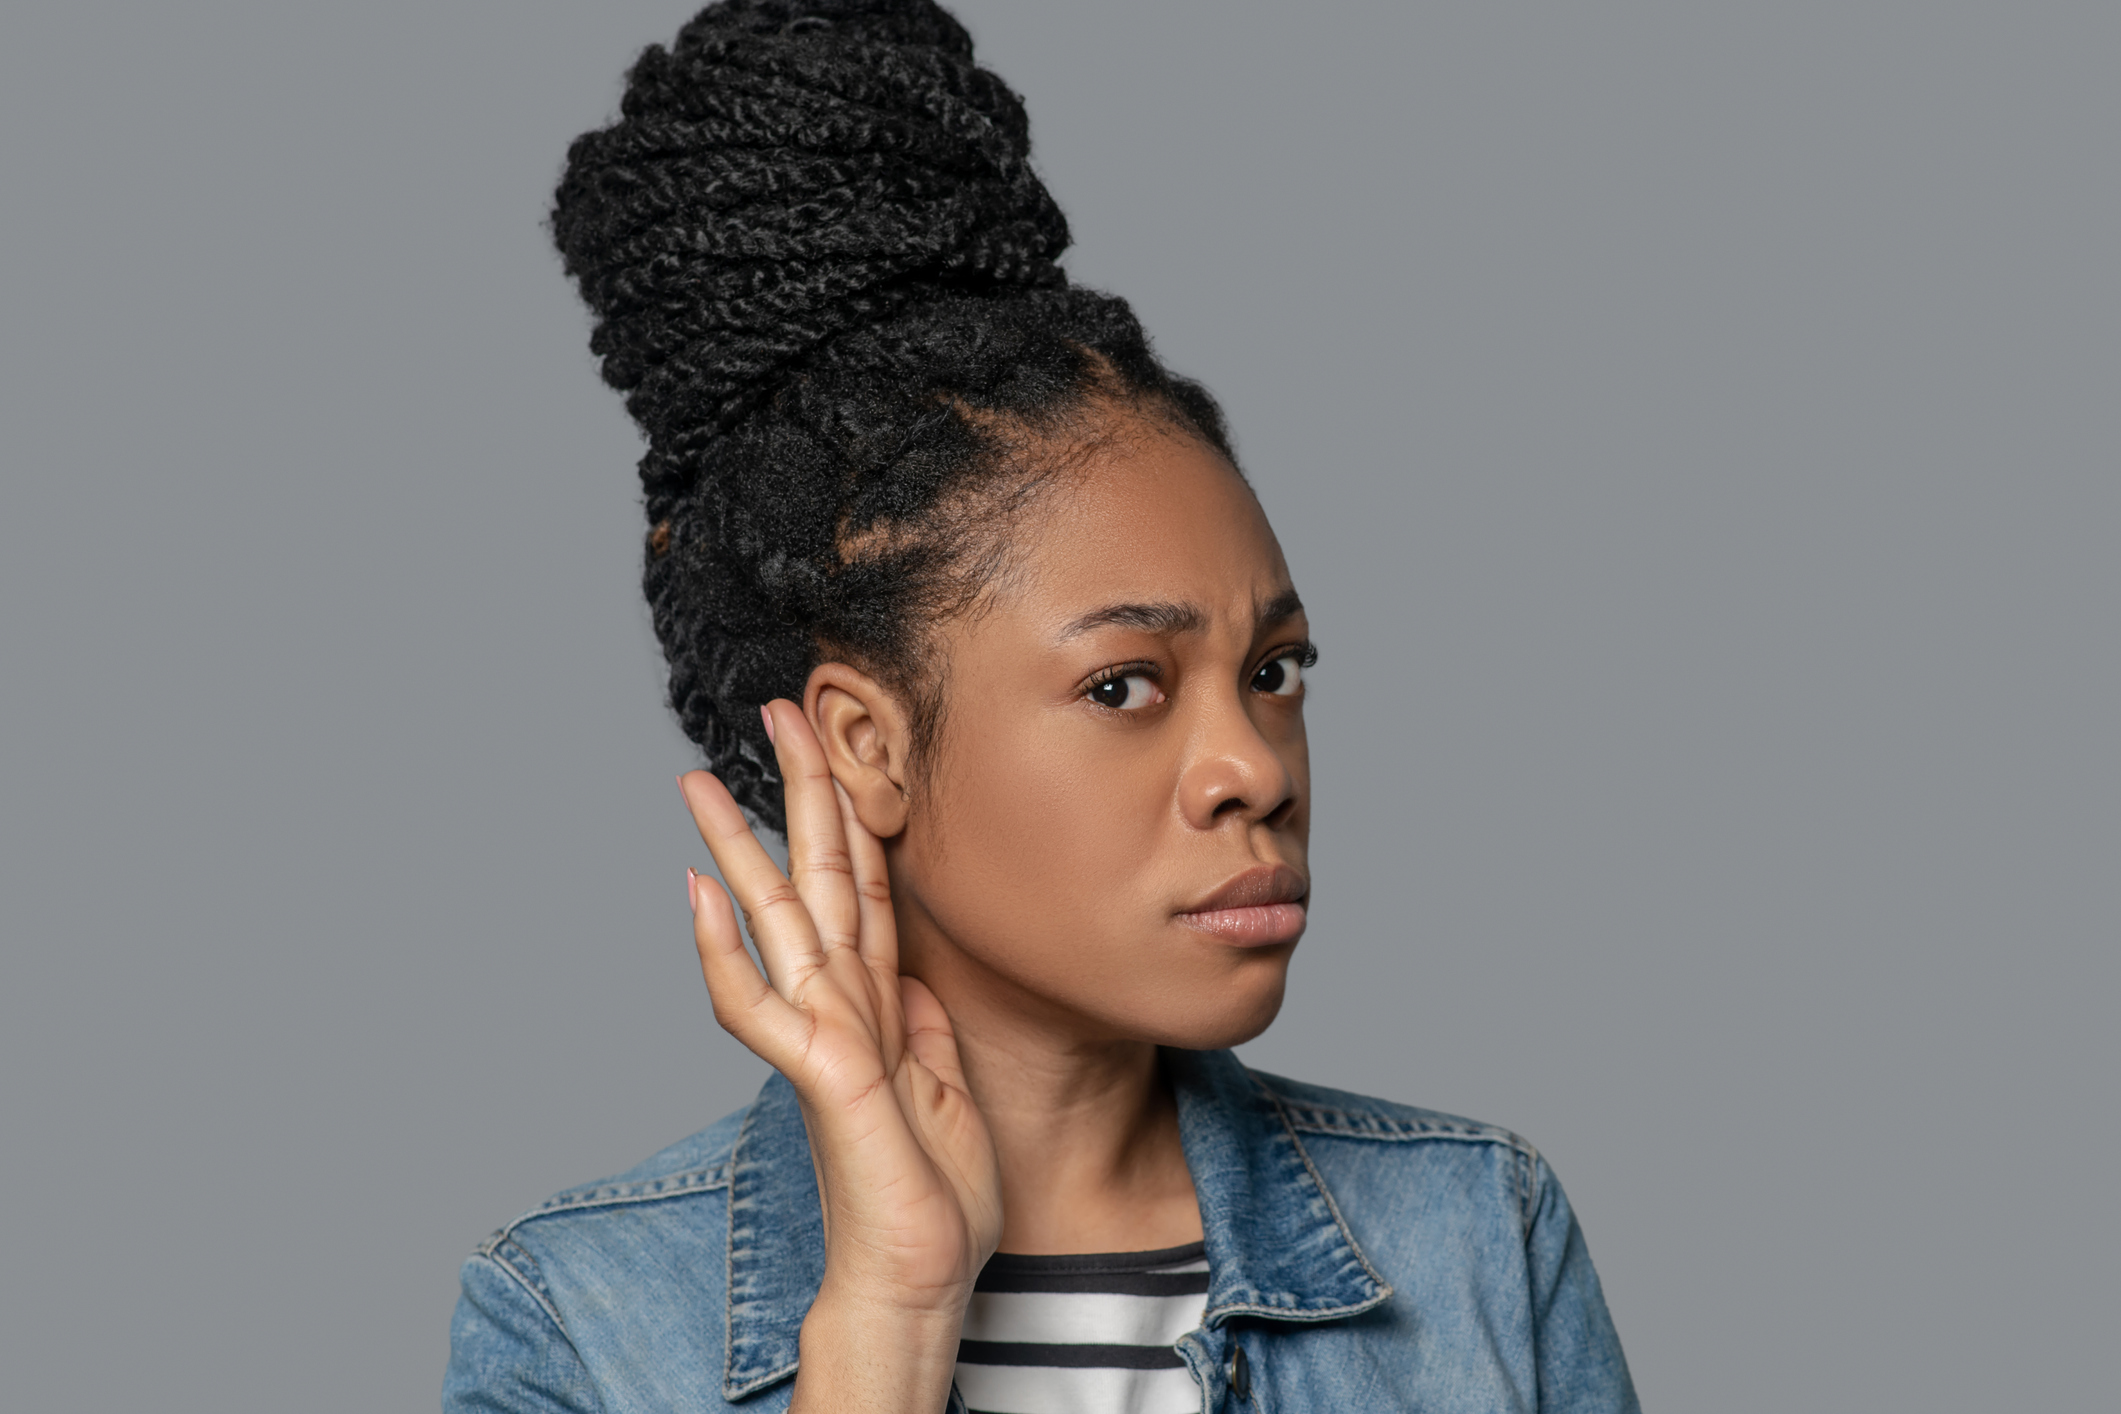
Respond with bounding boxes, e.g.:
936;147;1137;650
1088;674;1161;710
1251;654;1304;697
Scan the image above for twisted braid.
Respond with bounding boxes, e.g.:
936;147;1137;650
553;0;1231;831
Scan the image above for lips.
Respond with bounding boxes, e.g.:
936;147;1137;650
1176;864;1309;947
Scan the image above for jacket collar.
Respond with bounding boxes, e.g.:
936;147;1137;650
720;1048;1392;1401
721;1073;824;1400
1166;1048;1394;1328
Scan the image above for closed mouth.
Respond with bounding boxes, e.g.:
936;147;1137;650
1176;865;1308;947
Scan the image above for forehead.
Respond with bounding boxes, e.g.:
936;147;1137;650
1003;423;1294;631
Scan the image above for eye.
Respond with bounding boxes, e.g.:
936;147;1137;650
1086;672;1163;711
1251;653;1305;697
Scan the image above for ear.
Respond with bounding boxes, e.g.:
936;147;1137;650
803;661;913;839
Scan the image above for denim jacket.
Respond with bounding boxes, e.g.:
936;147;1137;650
445;1049;1639;1412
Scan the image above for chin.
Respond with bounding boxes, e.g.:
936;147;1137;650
1137;957;1291;1051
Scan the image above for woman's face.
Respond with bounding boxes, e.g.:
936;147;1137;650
888;419;1311;1050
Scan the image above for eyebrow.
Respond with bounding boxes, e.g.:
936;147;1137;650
1056;588;1306;642
1059;600;1206;641
1258;588;1305;625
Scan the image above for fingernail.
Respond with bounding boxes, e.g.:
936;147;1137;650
760;704;776;745
686;866;699;915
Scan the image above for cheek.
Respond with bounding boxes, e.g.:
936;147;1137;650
900;712;1297;1048
922;717;1171;932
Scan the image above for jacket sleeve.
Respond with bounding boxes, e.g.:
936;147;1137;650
1523;1154;1642;1414
444;1248;607;1414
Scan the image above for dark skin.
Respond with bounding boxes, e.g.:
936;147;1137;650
679;413;1313;1412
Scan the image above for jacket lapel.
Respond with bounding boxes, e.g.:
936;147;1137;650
1168;1048;1395;1327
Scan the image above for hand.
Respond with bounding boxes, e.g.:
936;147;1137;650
680;701;1000;1407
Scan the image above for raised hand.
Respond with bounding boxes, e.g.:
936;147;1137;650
680;700;1000;1410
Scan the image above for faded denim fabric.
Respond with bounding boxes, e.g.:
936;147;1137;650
445;1049;1639;1412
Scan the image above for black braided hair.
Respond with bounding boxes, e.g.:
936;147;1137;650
553;0;1233;832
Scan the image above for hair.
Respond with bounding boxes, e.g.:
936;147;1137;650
552;0;1233;832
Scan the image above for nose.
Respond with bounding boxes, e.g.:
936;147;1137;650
1177;688;1300;831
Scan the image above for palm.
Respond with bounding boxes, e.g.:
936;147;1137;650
680;705;1001;1310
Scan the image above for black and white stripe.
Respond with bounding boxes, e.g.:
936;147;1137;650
954;1242;1208;1414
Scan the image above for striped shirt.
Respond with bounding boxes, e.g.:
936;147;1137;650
954;1242;1209;1414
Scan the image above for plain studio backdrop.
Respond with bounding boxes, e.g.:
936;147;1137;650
2;2;2114;1409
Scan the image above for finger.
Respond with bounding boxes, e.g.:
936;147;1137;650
899;975;970;1097
765;701;862;958
688;867;808;1063
836;780;900;977
678;769;820;994
835;780;903;1065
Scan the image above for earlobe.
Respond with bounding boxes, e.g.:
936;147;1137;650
803;662;912;838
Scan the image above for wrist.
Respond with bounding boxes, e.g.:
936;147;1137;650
792;1286;966;1414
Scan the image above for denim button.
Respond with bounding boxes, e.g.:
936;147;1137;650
1228;1344;1251;1402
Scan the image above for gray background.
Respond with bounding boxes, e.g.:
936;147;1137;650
2;2;2114;1409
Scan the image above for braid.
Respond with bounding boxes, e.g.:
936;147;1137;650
553;0;1231;832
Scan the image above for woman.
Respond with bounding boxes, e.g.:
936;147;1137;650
446;2;1638;1410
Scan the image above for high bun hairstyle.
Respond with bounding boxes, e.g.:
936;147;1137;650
553;0;1233;832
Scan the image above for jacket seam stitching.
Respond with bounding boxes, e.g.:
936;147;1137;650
1285;1121;1532;1152
1270;1097;1539;1162
1269;1090;1546;1238
1250;1077;1396;1307
497;1166;732;1237
723;1098;754;1399
722;1096;798;1401
727;1358;801;1400
476;1242;571;1338
1207;1296;1387;1324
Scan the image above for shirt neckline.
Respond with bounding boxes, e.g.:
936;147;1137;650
981;1241;1207;1275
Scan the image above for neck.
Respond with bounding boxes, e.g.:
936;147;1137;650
900;925;1204;1256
